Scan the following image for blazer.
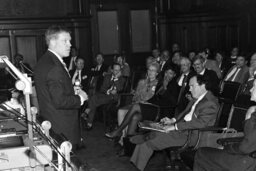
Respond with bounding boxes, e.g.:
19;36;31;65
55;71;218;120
176;71;196;114
147;78;179;107
175;91;219;130
88;63;109;91
69;68;89;91
99;74;126;100
202;69;220;96
34;50;81;145
224;65;249;84
205;59;222;78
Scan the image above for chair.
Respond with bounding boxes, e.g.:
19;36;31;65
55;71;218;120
179;104;248;169
219;81;242;103
218;81;243;128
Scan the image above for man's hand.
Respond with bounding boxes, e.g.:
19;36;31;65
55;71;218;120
163;124;175;133
77;90;88;101
110;89;117;95
160;117;176;125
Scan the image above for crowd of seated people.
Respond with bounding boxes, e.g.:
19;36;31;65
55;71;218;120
84;44;255;170
2;42;256;171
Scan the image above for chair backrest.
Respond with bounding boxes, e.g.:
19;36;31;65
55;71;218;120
219;81;242;103
130;70;145;91
227;105;248;132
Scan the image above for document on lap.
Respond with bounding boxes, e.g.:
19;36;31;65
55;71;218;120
138;120;168;133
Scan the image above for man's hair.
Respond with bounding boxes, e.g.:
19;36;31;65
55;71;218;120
192;55;205;64
180;57;191;65
75;57;84;63
194;74;210;90
45;25;70;46
111;62;121;69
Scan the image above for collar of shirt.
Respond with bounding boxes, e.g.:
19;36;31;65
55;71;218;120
48;49;66;65
194;91;208;105
199;69;206;75
178;73;189;86
111;75;119;82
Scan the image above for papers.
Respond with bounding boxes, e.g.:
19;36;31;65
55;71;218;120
138;120;167;133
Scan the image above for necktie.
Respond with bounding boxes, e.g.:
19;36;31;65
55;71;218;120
230;68;240;81
177;74;187;103
225;67;240;81
62;62;71;78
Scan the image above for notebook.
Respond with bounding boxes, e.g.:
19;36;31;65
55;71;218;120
138;120;167;133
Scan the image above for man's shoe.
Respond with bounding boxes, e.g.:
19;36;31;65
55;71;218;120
84;123;93;131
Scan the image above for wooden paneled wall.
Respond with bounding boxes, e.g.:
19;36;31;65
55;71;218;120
159;13;241;54
0;17;91;69
158;0;256;55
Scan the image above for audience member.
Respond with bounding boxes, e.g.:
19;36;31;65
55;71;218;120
69;57;89;92
1;89;25;116
84;63;126;130
159;50;171;72
106;64;179;139
152;49;161;63
194;79;256;171
228;46;239;66
239;52;256;95
67;46;78;71
223;54;249;84
214;51;230;78
192;55;220;96
188;50;196;61
105;62;160;138
13;53;32;76
114;62;159;145
198;49;222;78
171;43;180;53
176;57;196;114
130;75;219;171
87;53;109;96
115;54;130;77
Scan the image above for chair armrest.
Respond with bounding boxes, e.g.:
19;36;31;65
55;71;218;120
249;150;256;158
217;137;244;146
117;93;134;107
190;126;226;132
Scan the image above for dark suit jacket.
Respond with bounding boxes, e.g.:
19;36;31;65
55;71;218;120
194;111;256;171
176;71;196;114
69;69;89;91
99;74;126;99
224;65;249;84
147;78;179;107
34;50;81;145
88;63;109;91
175;91;219;131
202;69;220;96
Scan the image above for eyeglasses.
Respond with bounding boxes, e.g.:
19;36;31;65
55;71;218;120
148;69;157;72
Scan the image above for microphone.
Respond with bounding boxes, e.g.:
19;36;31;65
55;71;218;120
19;61;33;74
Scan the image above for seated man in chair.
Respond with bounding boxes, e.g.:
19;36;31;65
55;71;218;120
84;63;126;130
193;79;256;171
130;74;219;171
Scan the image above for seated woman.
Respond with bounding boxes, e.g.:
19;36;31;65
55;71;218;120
1;89;25;116
194;79;256;171
105;66;179;138
115;62;159;144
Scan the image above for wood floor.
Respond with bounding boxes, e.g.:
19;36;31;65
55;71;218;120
74;122;193;171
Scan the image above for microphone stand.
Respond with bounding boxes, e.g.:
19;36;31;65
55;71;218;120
0;104;73;170
0;56;73;170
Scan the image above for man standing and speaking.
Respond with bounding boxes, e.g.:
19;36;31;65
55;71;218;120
34;25;88;150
